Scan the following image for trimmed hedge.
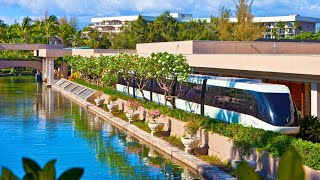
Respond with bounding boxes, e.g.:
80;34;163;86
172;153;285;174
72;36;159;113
74;79;320;170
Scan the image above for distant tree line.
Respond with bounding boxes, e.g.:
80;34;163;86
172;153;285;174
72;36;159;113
0;11;111;49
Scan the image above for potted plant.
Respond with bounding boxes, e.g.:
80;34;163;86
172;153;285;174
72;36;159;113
125;100;141;123
94;91;105;106
231;130;257;169
107;95;118;112
147;109;164;136
181;120;201;154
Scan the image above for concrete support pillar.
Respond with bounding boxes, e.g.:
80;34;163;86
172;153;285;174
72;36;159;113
42;58;47;80
47;87;54;116
304;83;311;116
60;62;68;78
310;82;320;117
46;57;54;86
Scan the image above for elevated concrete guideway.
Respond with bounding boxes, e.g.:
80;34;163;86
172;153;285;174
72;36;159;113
0;44;63;50
0;44;65;87
0;60;42;72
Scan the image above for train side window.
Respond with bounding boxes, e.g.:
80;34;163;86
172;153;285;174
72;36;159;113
242;91;256;116
205;85;225;108
178;83;202;104
152;81;165;95
118;77;127;86
142;80;152;91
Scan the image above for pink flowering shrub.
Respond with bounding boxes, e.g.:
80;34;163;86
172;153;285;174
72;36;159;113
126;100;141;113
148;109;161;123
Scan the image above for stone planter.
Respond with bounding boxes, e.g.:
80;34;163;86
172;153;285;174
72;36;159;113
126;135;135;143
148;149;158;158
107;103;118;112
148;122;164;136
181;169;195;180
231;160;257;170
126;112;140;123
94;98;105;106
181;137;200;154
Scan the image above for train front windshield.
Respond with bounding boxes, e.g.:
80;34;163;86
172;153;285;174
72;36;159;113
256;93;297;126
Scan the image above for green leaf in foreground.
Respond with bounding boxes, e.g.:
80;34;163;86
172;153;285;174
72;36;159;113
57;168;84;180
236;161;260;180
22;158;41;177
40;160;57;180
277;148;304;180
0;167;19;180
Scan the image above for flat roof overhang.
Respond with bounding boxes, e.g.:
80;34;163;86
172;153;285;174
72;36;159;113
186;54;320;83
0;44;63;51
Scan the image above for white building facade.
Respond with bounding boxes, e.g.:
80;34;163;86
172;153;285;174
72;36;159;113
90;13;193;33
90;14;320;39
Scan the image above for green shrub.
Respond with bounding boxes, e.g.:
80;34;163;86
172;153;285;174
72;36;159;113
184;119;200;137
297;115;320;143
293;139;320;170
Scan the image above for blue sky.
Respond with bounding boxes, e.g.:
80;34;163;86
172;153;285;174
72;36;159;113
0;0;320;29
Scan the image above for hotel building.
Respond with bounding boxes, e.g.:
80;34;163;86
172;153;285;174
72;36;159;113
90;14;320;39
90;13;193;33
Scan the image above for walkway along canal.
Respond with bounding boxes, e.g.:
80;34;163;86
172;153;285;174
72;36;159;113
0;76;208;179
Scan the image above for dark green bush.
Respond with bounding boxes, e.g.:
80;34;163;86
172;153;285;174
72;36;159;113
293;139;320;170
297;115;320;143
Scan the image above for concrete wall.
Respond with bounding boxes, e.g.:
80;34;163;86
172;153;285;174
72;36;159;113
0;44;63;50
71;49;95;57
137;41;194;54
186;54;320;79
136;41;320;55
192;41;320;54
94;49;137;54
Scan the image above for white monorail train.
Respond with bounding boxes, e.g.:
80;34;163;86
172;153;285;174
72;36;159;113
117;74;300;134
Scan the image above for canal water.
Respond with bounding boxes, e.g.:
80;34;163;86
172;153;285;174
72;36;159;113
0;76;200;180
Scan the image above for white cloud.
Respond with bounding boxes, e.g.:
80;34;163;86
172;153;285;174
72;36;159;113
0;0;228;17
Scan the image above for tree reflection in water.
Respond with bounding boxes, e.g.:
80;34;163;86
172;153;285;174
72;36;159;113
70;104;190;179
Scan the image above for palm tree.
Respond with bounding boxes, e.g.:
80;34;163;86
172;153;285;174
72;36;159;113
293;22;302;36
276;21;286;39
43;15;58;44
18;17;32;43
70;30;84;47
30;19;46;44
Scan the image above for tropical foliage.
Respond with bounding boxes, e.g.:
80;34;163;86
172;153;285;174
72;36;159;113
297;116;320;143
0;12;110;48
294;31;320;41
150;52;191;108
218;0;265;41
65;52;191;108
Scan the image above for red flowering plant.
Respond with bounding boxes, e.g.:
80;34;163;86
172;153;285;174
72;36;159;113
125;100;141;114
148;109;161;123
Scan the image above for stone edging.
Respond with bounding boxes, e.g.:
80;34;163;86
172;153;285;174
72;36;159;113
52;82;235;180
